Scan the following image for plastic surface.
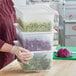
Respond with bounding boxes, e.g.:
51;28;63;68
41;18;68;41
18;51;53;72
17;31;54;51
15;5;58;32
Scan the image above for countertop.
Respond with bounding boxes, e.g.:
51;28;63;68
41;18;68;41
0;59;76;76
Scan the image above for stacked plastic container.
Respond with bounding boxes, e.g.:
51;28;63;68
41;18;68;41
15;4;55;72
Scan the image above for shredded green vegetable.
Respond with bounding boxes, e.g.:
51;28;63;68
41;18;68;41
19;53;51;72
18;19;52;32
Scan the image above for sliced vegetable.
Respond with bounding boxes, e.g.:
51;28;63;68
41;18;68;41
56;48;72;57
18;20;52;32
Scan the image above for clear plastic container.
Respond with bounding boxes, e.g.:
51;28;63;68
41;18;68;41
15;5;56;32
16;26;54;51
18;51;53;72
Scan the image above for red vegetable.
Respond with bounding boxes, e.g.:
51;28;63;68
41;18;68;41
56;48;72;57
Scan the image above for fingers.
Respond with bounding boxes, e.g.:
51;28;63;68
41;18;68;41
19;48;33;60
19;47;30;53
20;60;29;64
22;54;33;60
17;53;32;64
22;52;33;60
18;58;29;64
17;53;33;60
16;48;33;64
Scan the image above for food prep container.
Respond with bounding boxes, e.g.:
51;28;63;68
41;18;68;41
18;51;53;72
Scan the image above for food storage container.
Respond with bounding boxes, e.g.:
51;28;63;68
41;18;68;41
15;5;55;32
18;51;53;72
18;32;53;51
16;25;54;51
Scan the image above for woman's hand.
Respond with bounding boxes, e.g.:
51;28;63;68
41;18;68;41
10;46;33;64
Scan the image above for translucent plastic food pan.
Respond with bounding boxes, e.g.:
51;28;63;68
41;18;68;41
18;51;53;72
17;31;54;51
15;5;55;32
